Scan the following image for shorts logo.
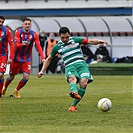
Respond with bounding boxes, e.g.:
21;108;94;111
80;73;90;78
68;71;71;75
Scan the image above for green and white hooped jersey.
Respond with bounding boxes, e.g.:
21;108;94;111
50;37;85;67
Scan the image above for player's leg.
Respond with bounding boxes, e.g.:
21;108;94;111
0;73;4;98
2;75;15;97
66;65;81;112
68;76;81;112
14;62;30;98
2;61;20;97
14;73;29;98
70;78;88;107
65;65;81;100
15;72;29;91
0;56;8;97
69;62;93;111
68;76;81;100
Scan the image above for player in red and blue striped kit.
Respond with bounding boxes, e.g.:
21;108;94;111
2;17;45;98
0;15;14;98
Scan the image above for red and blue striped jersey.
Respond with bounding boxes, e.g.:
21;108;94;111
0;26;14;59
14;28;45;62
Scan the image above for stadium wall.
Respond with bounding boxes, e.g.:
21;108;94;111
0;0;132;18
0;0;132;9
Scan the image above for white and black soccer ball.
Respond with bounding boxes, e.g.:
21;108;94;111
98;98;112;112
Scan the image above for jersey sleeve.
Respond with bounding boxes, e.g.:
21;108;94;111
14;29;23;48
82;38;89;44
73;37;88;44
50;45;58;57
6;28;14;59
34;32;45;61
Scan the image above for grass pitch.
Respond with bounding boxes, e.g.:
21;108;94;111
0;74;132;133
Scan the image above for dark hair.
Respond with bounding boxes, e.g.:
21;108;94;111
22;17;31;22
59;27;70;35
0;15;5;21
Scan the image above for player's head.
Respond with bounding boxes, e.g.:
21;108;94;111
22;17;31;33
0;15;5;28
59;27;70;44
49;32;55;41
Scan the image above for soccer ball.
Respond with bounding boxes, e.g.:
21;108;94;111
98;98;112;112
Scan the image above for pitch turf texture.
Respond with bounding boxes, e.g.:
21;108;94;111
0;74;132;133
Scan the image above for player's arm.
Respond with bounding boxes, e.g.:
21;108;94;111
38;44;58;78
82;38;108;45
6;28;14;64
34;32;45;62
37;55;53;78
88;39;108;45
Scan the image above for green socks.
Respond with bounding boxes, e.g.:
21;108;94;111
71;87;86;106
69;83;78;93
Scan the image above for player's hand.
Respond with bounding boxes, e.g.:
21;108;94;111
37;71;44;78
22;41;27;46
42;59;45;62
98;40;108;45
7;58;13;64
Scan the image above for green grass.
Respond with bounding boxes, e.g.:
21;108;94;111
0;74;132;133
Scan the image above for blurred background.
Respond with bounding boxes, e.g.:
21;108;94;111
0;0;132;74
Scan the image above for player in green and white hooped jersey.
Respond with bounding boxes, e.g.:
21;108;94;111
38;27;108;112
